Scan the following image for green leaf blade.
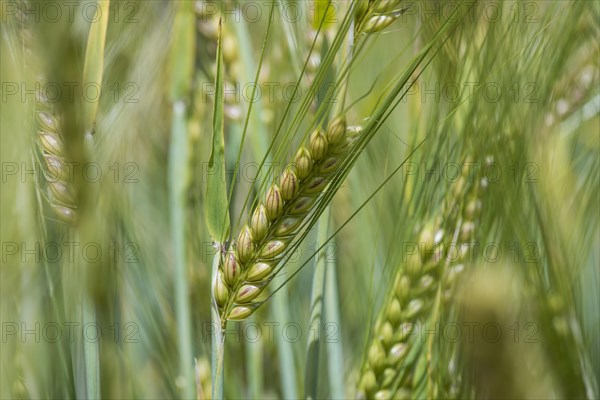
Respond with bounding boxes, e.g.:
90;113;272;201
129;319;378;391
205;18;231;243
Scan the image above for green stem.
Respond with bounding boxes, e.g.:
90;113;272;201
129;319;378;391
169;101;194;399
272;279;300;399
245;318;263;399
304;207;331;400
325;249;345;399
211;251;225;400
82;296;100;399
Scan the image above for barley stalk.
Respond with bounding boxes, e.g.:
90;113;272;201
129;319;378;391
357;162;484;400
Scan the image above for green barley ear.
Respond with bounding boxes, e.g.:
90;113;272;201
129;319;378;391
213;123;364;322
357;162;484;399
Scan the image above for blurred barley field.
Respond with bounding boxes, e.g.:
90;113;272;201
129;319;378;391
1;0;599;399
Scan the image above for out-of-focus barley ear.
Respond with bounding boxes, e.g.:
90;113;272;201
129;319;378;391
357;164;484;399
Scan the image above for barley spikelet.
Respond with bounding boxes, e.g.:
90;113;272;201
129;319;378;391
214;116;359;322
355;0;409;35
18;2;77;224
357;162;484;400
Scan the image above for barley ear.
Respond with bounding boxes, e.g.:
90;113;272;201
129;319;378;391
213;123;365;322
357;165;484;399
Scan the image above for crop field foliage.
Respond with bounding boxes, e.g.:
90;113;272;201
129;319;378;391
1;0;599;399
